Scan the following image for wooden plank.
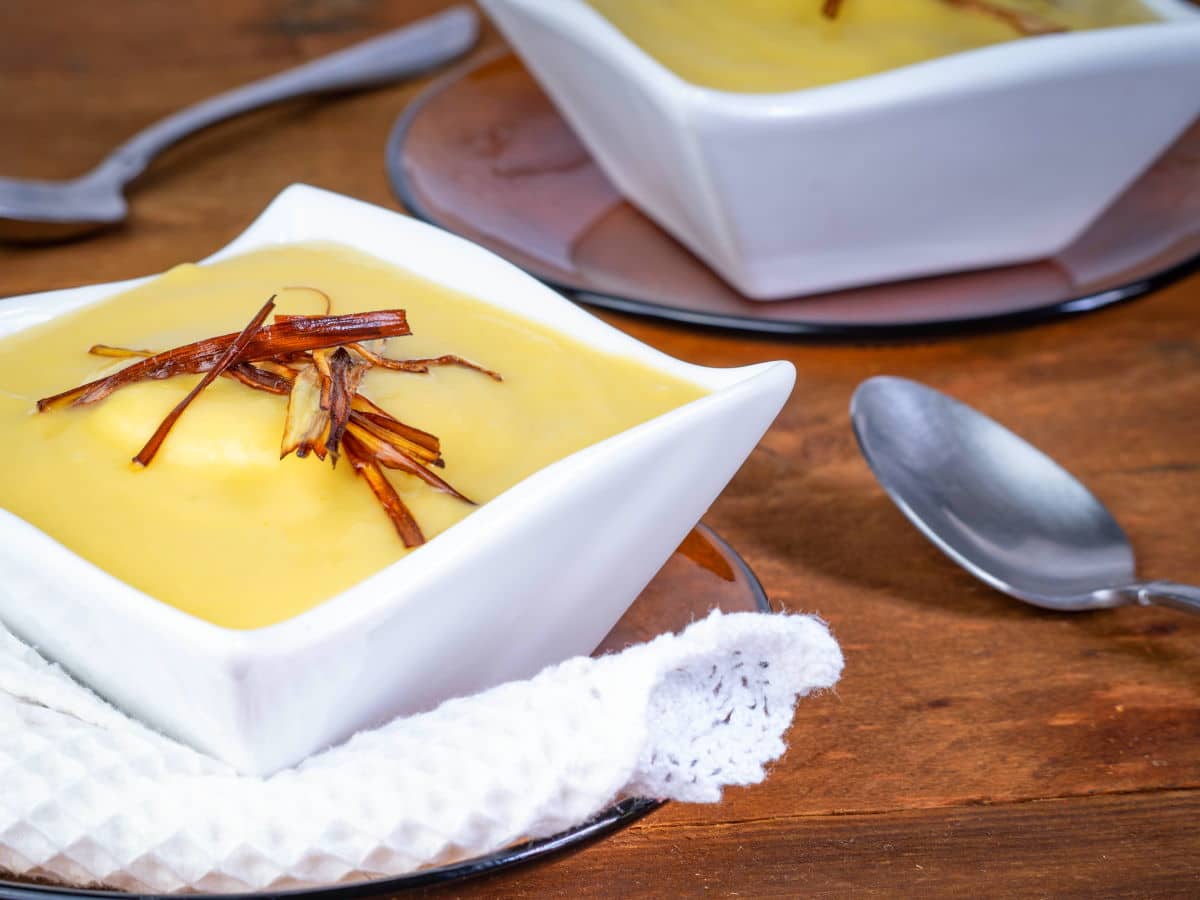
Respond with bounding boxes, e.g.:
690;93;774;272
0;1;506;296
423;790;1200;898
599;273;1200;827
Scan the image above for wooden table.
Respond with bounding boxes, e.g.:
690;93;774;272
3;2;1198;895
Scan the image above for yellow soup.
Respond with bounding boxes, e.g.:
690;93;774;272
587;0;1158;93
0;244;705;628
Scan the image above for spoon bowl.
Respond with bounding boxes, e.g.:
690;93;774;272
851;376;1200;615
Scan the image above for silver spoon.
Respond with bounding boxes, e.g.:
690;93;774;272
850;375;1200;615
0;5;478;242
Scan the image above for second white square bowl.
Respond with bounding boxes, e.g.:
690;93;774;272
481;0;1200;299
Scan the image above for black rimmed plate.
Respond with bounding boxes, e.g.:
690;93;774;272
0;525;768;898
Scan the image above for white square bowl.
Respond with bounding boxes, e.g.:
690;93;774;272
0;184;794;775
480;0;1200;299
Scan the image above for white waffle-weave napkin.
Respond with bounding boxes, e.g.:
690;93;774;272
0;609;842;893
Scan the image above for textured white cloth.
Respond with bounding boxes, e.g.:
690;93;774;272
0;610;842;893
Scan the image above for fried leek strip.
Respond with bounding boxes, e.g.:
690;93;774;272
133;297;276;467
37;310;411;411
823;1;1068;35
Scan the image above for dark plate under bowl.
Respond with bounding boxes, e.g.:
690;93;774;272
0;525;768;898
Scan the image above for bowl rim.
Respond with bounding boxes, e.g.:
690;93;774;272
0;183;793;658
482;0;1200;117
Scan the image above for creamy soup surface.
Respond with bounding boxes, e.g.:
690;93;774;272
587;0;1158;92
0;244;705;628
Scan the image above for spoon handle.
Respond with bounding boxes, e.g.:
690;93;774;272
1136;581;1200;616
92;6;477;186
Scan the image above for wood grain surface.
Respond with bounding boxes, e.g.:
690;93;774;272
2;2;1198;895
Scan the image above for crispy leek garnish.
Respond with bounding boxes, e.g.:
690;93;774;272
941;0;1067;35
37;297;501;548
280;364;328;460
823;1;1068;35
